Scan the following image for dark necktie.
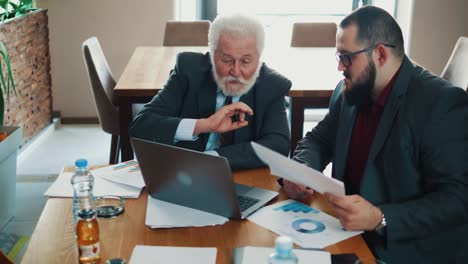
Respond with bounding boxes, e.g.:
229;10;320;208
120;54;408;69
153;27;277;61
220;96;234;146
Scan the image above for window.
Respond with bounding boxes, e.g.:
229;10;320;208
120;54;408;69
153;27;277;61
216;0;396;46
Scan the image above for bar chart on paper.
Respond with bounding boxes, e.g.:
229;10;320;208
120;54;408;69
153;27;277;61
248;200;362;248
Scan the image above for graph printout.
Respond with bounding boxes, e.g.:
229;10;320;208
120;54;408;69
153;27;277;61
248;200;362;248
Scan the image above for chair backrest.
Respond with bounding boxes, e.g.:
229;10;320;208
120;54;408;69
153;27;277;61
290;22;337;47
82;37;120;135
440;36;468;92
0;250;14;264
163;20;210;46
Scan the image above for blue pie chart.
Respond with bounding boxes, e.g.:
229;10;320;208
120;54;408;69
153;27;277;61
292;219;326;234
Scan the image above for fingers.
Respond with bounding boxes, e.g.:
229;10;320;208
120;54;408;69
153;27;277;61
324;193;356;211
283;179;314;200
223;102;254;116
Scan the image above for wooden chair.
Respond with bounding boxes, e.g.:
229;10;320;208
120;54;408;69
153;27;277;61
163;21;210;46
290;22;337;47
82;37;120;164
440;36;468;92
0;250;14;264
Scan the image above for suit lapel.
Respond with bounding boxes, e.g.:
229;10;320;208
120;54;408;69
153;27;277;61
236;86;256;142
367;57;412;163
334;95;357;182
197;69;218;147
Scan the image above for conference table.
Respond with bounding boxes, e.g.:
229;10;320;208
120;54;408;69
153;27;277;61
115;46;342;161
22;167;373;263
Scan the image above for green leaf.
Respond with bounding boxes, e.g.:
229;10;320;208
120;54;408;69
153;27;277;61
0;41;16;125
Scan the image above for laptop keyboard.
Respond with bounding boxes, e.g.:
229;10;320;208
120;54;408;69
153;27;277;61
237;195;260;212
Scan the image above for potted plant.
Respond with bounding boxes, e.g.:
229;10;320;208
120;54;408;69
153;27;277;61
0;0;51;145
0;40;22;229
0;0;34;21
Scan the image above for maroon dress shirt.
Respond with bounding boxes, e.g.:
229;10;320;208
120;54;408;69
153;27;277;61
346;70;400;193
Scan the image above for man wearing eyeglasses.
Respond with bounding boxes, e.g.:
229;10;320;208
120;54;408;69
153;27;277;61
283;6;468;263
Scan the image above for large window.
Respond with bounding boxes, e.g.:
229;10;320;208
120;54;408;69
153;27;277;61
217;0;396;46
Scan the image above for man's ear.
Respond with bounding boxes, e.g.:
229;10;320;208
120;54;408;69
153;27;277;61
374;44;388;67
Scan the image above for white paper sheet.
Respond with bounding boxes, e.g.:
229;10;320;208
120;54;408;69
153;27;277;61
91;160;145;188
129;245;217;264
234;246;331;264
44;172;142;198
248;199;362;249
251;142;345;196
146;195;228;228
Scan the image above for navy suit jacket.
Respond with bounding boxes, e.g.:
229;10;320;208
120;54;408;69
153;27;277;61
129;52;291;170
294;56;468;263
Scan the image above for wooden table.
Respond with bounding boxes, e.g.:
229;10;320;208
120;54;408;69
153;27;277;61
22;167;373;263
115;46;342;161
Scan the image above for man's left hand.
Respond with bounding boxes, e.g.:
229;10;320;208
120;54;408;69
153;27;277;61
324;193;382;231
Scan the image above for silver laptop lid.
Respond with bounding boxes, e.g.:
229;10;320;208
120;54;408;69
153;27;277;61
131;138;243;219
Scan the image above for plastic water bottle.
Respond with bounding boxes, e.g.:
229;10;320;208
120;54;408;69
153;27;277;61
268;236;298;264
71;159;95;224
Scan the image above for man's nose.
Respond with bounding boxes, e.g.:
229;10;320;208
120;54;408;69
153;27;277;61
229;61;241;77
337;60;346;72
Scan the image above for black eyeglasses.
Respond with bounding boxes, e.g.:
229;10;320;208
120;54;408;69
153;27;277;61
335;43;396;67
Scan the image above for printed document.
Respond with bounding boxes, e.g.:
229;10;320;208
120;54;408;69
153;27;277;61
129;245;216;264
248;199;362;248
146;195;228;228
44;172;142;198
91;160;145;188
234;246;331;264
251;142;345;196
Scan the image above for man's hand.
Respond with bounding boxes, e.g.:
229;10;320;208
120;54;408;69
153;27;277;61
324;193;382;231
194;102;253;135
283;179;315;201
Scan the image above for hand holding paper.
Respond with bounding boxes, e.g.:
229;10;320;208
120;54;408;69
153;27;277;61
251;142;345;196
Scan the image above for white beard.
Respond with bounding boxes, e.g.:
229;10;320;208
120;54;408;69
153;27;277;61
211;61;262;97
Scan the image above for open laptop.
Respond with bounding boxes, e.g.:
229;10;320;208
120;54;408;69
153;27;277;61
131;138;278;219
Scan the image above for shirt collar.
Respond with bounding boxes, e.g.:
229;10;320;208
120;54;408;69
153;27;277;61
375;66;401;108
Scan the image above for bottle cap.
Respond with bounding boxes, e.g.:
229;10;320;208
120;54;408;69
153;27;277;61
275;236;293;253
75;159;88;168
105;258;126;264
77;208;96;219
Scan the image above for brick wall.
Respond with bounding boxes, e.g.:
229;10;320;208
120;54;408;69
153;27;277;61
0;9;52;143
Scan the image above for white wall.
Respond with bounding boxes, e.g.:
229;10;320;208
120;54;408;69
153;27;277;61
36;0;173;118
409;0;468;74
395;0;414;56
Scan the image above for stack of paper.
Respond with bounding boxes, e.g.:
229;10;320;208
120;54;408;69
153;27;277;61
44;160;144;198
145;195;228;228
91;160;145;188
234;246;331;264
248;199;362;248
129;245;217;264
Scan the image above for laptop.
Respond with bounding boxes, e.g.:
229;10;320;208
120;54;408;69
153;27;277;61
131;138;278;219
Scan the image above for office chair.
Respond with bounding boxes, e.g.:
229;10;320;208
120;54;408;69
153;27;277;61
440;36;468;92
163;20;210;46
290;22;337;47
290;22;337;125
82;37;120;164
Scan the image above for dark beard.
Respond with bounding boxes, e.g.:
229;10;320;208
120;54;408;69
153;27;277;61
344;60;376;107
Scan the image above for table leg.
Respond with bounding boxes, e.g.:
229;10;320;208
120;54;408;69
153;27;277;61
119;97;134;161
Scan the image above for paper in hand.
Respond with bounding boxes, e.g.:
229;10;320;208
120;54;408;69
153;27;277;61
251;142;345;196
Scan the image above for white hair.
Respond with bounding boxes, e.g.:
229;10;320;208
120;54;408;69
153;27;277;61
208;13;265;55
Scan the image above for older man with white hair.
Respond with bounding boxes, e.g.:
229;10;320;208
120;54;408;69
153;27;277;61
130;14;291;170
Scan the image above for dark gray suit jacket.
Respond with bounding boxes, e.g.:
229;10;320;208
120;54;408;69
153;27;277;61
294;57;468;263
129;52;291;170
